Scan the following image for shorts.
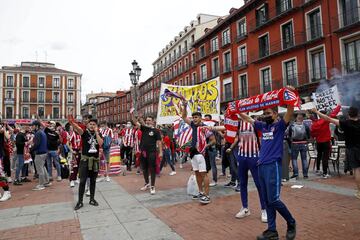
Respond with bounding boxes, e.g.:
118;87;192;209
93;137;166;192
191;154;207;173
346;147;360;169
103;149;110;164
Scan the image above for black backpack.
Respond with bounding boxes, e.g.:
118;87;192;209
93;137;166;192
61;164;70;179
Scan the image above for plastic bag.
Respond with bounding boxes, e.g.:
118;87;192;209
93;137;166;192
187;174;199;196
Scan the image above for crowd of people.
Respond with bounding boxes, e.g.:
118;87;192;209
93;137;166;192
0;96;359;240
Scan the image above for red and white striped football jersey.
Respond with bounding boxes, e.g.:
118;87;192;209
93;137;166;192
100;128;114;138
237;120;259;158
68;131;82;150
120;128;134;147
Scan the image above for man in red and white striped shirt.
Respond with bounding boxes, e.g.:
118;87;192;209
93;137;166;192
100;122;114;182
120;122;134;171
68;125;82;188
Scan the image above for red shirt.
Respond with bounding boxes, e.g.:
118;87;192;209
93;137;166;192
311;105;341;143
163;135;171;149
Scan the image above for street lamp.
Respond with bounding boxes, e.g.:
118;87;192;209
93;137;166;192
129;60;141;115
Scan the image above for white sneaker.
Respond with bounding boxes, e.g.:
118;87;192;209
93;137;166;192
179;164;183;169
209;182;217;187
70;181;75;188
140;183;150;191
56;176;62;182
105;176;111;182
261;209;268;223
169;171;177;176
7;177;12;183
150;186;156;195
32;185;45;191
44;182;52;187
0;191;11;201
235;207;251;219
322;174;330;179
85;189;90;196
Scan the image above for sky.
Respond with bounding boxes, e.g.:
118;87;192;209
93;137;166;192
0;0;244;102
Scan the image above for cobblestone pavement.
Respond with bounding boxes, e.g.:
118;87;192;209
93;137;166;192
1;161;359;240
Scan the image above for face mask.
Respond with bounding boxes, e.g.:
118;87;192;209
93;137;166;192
126;124;131;128
263;115;274;125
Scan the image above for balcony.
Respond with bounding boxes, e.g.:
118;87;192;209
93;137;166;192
197;50;208;62
235;57;247;71
235;32;247;43
221;38;231;48
4;98;14;104
222;66;232;74
249;30;323;63
38;99;45;103
332;7;360;32
53;99;60;104
211;70;220;78
248;0;304;33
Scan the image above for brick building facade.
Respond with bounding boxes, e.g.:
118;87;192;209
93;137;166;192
0;62;81;121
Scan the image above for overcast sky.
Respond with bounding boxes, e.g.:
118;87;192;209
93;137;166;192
0;0;243;102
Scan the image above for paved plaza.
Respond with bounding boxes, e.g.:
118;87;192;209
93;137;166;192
1;162;359;240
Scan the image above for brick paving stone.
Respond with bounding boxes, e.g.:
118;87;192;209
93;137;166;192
151;186;360;240
310;174;356;189
0;219;82;240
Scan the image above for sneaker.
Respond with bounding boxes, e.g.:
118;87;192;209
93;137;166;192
192;192;204;200
354;191;360;200
56;176;62;182
235;184;241;192
224;182;236;188
281;178;288;182
235;207;251;219
199;195;211;204
136;170;141;175
89;199;99;206
315;170;321;175
209;182;217;187
74;202;83;210
290;175;298;179
32;185;45;191
256;229;279;240
21;177;32;183
179;163;183;169
286;222;296;240
7;177;12;183
105;176;111;182
169;171;177;176
322;174;330;179
140;183;150;191
261;209;268;223
150;186;156;195
70;181;75;188
44;182;52;187
0;191;11;201
219;173;225;177
85;189;90;197
303;175;309;179
13;180;23;186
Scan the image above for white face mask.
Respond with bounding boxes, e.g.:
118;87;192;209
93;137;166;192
126;124;131;128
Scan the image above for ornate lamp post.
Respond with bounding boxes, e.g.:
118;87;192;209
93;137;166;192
129;60;141;115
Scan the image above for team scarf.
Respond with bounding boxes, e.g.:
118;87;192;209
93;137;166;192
224;114;239;143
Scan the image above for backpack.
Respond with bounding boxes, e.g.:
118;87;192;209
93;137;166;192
291;123;307;141
103;135;112;150
61;164;69;179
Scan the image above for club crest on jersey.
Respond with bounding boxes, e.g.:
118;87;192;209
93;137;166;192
149;131;154;136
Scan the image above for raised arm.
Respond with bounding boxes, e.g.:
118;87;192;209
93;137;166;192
239;113;255;124
69;121;84;135
311;108;340;126
181;99;191;125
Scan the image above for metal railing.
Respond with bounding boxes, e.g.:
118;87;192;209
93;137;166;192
235;57;247;70
332;7;360;32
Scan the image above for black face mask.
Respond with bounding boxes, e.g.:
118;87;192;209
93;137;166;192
263;115;274;125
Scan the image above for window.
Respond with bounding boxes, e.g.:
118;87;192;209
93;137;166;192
6;76;14;87
191;53;196;66
282;22;294;49
22;107;29;119
53;92;60;103
222;29;231;46
68;78;74;89
38;76;45;88
256;4;268;27
261;68;272;92
211;37;219;52
191;34;195;43
309;48;326;81
199;45;206;58
6;90;14;99
192;72;197;85
239;74;248;98
277;0;292;14
185;58;189;70
53;77;60;88
283;59;298;86
184;40;188;52
68;92;74;103
223;51;232;73
237;19;246;38
178;45;182;57
53;107;60;119
200;64;207;81
38;91;45;103
307;9;322;40
212;58;220;77
259;34;269;58
23;76;30;87
22;91;29;102
238;46;247;66
6;107;13;119
185;76;189;85
38;106;45;118
344;38;360;72
179;62;183;74
223;81;233;102
339;0;359;28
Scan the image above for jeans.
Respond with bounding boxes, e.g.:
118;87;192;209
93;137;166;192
15;154;25;180
160;149;175;172
316;141;330;174
258;161;296;231
35;153;49;186
78;159;98;203
229;149;238;183
291;143;308;177
47;151;61;178
208;149;217;182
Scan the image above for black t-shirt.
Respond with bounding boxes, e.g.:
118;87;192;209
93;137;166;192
140;125;161;152
45;128;60;151
339;119;360;148
81;129;103;158
0;132;4;157
16;132;27;154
